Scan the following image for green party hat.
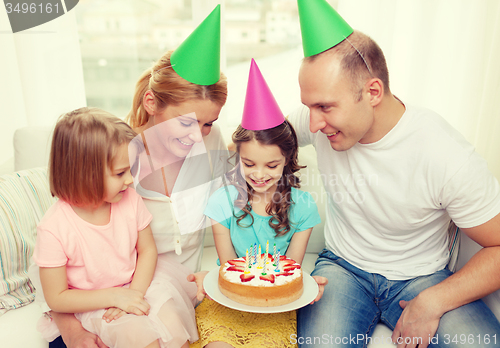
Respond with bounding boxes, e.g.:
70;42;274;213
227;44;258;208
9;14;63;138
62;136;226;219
297;0;353;57
170;5;221;85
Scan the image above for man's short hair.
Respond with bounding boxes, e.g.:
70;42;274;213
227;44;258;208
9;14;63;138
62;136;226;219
305;30;390;101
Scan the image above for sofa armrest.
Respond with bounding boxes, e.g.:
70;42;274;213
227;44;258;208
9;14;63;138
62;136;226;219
0;168;56;315
0;303;47;348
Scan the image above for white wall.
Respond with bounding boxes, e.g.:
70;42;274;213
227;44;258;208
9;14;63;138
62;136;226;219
337;0;500;179
2;0;500;182
0;10;86;169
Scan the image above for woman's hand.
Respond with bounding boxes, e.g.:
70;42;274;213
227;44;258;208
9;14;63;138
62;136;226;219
102;307;127;323
187;271;209;302
310;275;328;304
112;287;150;315
65;330;109;348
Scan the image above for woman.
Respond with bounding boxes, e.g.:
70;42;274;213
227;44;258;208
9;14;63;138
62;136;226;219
128;49;228;274
42;6;229;348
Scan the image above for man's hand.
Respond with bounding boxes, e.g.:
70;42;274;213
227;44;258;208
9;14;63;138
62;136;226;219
63;330;109;348
187;271;209;302
391;293;443;348
310;275;328;304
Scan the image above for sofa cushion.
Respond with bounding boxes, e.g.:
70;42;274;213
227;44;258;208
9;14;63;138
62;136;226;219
14;127;53;172
297;145;326;253
0;302;47;347
0;167;55;315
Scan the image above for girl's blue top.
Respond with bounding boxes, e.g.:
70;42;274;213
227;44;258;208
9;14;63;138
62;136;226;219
204;185;321;265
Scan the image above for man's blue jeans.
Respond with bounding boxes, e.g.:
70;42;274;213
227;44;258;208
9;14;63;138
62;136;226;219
297;249;500;347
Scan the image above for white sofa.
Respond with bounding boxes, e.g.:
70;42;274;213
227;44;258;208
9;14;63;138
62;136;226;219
1;127;499;348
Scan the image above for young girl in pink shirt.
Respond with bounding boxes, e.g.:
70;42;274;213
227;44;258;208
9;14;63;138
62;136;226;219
33;107;197;348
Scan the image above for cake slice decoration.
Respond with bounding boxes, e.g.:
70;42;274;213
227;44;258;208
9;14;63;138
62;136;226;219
227;266;245;272
240;274;255;282
259;273;275;284
283;264;301;272
228;259;246;267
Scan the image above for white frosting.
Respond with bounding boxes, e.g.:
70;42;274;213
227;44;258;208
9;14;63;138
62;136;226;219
222;256;302;287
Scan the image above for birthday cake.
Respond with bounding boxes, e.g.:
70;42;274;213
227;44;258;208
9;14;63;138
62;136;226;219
218;247;303;307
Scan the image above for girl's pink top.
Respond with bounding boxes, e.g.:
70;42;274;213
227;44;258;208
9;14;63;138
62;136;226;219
33;188;153;290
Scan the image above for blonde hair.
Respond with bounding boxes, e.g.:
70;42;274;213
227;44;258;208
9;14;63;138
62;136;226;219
126;50;228;129
49;107;136;207
305;30;390;101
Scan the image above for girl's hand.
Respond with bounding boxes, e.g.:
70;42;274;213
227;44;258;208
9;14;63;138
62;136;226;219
187;271;209;302
310;276;328;304
102;307;127;323
112;287;150;315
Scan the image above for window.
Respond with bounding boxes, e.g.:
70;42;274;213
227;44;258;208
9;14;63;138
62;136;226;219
75;0;301;139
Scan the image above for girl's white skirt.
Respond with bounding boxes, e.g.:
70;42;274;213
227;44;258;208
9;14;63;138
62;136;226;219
38;255;199;348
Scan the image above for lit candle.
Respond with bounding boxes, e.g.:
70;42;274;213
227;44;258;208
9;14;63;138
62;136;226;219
245;249;250;274
257;245;263;269
275;249;280;272
261;251;267;275
273;243;277;266
248;244;253;268
253;243;257;264
265;240;269;260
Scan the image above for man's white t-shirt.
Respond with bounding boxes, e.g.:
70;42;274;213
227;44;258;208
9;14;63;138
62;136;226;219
289;104;500;280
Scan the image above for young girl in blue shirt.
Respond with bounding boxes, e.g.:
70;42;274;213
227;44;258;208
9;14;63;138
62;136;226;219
194;59;323;348
206;120;321;268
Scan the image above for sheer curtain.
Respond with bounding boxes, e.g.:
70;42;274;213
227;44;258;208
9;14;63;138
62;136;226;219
0;9;86;168
2;0;499;181
336;0;500;180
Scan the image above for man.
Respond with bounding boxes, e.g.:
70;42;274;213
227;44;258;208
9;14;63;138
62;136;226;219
291;1;500;347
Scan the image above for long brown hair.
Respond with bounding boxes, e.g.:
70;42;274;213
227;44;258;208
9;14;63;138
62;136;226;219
126;50;228;128
229;119;305;236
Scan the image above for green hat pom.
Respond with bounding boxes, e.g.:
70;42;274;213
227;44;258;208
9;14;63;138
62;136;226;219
170;5;221;85
297;0;353;57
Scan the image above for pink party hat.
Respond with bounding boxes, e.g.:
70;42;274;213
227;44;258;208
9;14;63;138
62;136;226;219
241;59;285;131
